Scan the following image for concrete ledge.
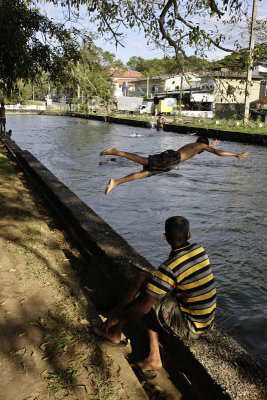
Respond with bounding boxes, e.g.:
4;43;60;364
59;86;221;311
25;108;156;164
108;116;153;128
2;137;266;399
65;112;153;128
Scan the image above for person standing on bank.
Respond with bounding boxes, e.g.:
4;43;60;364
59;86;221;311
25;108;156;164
94;216;216;378
0;102;6;133
100;137;248;195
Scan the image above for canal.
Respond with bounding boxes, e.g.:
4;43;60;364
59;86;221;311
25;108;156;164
8;114;267;368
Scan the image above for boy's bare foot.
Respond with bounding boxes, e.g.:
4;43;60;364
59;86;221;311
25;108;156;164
105;179;117;195
100;145;116;156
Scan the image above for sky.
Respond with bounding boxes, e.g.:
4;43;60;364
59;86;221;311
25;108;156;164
43;0;267;65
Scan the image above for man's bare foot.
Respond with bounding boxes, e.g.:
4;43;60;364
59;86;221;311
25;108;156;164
136;358;162;372
93;326;122;344
100;145;116;156
105;179;117;195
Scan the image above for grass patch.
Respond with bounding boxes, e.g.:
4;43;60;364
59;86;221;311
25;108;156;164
169;119;267;135
0;153;16;181
24;223;42;237
42;308;119;399
48;368;78;394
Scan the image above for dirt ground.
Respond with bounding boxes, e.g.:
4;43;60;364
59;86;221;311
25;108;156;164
0;140;184;400
0;143;137;400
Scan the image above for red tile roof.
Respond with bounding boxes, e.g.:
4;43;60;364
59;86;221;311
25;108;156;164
251;96;267;104
109;70;143;78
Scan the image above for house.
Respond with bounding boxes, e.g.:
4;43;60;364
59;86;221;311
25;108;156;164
253;65;267;77
109;70;143;98
130;73;200;97
250;95;267;122
190;72;267;118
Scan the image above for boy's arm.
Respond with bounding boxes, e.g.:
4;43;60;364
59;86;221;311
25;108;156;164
102;294;157;330
121;272;150;308
204;145;248;158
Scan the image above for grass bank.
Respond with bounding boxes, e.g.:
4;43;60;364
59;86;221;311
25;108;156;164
63;110;267;135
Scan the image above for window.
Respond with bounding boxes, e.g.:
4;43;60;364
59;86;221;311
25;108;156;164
227;85;235;96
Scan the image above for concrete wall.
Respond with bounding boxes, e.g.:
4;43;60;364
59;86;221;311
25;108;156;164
163;123;267;146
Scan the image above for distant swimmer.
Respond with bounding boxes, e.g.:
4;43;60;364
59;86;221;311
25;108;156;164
99;157;117;165
100;137;248;195
130;133;144;137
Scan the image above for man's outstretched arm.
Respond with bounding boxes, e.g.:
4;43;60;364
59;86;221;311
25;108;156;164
205;145;248;158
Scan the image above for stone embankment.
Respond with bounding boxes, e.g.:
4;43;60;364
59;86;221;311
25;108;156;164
1;136;266;400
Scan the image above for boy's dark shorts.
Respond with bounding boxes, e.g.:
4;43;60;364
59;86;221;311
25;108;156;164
143;149;181;177
142;294;200;340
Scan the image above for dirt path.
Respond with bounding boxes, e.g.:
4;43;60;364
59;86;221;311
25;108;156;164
0;144;138;400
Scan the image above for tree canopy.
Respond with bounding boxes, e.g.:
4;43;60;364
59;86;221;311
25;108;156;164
58;0;250;58
126;55;218;76
0;0;82;94
1;0;266;94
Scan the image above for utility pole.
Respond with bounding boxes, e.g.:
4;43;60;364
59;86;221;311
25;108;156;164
77;84;80;109
147;76;149;97
244;0;258;124
179;75;183;113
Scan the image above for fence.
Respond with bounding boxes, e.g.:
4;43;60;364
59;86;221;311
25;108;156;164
5;105;46;111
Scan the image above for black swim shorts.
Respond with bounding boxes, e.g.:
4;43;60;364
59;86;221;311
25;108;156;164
144;149;181;176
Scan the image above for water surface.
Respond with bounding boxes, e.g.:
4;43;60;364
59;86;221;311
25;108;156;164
8;115;267;368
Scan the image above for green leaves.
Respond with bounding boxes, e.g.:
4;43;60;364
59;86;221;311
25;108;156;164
0;0;81;94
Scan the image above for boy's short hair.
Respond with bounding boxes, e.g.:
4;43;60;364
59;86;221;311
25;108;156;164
165;216;189;244
196;136;209;145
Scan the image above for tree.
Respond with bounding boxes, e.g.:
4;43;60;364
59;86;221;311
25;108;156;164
0;0;81;94
61;43;121;113
60;0;251;68
254;20;267;66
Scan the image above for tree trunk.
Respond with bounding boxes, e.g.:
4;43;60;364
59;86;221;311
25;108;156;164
106;99;110;114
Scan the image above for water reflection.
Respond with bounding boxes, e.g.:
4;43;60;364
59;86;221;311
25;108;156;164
8;114;267;368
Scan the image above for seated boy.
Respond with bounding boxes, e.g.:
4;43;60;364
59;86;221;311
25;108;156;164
100;137;248;194
94;216;216;378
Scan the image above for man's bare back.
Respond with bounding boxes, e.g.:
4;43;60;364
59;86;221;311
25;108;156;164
178;140;248;162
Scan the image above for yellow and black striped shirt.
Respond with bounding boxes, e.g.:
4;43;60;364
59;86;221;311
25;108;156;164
146;242;216;334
